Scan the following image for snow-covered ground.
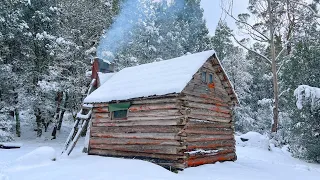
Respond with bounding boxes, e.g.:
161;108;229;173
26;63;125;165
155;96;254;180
1;132;320;180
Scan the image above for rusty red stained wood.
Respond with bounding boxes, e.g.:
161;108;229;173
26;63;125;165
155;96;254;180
93;103;109;107
184;129;233;135
186;135;235;143
187;153;236;167
187;142;235;150
129;104;178;112
90;138;182;146
89;148;187;161
199;94;225;103
94;107;109;113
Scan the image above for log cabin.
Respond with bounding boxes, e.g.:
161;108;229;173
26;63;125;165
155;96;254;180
83;50;239;170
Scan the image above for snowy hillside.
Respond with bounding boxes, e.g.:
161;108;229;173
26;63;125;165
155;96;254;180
1;132;319;180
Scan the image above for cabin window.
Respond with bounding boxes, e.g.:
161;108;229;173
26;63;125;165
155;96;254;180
201;71;207;83
113;110;128;119
109;102;131;120
209;74;213;83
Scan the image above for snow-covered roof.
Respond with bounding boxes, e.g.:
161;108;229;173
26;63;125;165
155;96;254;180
84;50;236;103
98;72;115;85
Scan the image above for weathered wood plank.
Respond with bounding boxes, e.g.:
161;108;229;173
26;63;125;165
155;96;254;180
186;134;234;142
129;103;180;112
90;132;180;140
128;109;183;117
93;107;109;113
90;137;183;146
188;114;231;123
92;119;187;127
186;153;236;167
184;129;233;135
186;148;235;159
93;112;110;119
187;140;235;150
181;95;229;108
186;102;231;114
188;108;231;118
90;126;183;134
132;98;180;105
89;148;187;161
187;120;232;128
90;144;185;155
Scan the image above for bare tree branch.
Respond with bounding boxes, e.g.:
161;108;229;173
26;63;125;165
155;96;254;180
230;34;272;64
221;5;270;42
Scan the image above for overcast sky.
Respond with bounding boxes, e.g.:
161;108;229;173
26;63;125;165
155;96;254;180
200;0;250;35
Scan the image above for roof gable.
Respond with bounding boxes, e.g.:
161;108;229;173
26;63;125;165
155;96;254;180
84;50;237;104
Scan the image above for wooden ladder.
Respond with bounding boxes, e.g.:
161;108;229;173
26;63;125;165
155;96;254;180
61;79;96;155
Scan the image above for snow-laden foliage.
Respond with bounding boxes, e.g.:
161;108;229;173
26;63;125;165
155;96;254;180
294;85;320;110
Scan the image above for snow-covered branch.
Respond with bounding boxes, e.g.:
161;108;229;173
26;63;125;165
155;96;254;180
231;34;272;64
294;85;320;110
289;0;320;18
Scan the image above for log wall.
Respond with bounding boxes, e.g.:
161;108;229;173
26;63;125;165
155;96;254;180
181;58;237;167
88;95;189;169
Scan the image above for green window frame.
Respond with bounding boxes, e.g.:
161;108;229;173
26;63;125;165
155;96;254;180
109;102;131;120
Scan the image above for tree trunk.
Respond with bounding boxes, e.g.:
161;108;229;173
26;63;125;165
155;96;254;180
268;0;279;133
35;108;42;137
14;108;21;137
57;92;68;131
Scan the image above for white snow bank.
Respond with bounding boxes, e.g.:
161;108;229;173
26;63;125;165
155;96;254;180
1;138;320;180
294;85;320;109
9;146;56;170
236;132;270;150
84;50;216;103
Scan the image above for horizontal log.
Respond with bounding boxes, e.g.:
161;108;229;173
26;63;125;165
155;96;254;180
132;98;180;105
181;95;229;108
93;112;110;119
90;132;180;140
187;141;235;150
127;109;183;117
92;119;187;127
186;134;234;142
188;114;231;123
187;148;235;159
182;91;226;103
93;103;109;108
93;107;109;113
89;148;187;161
129;103;180;112
188;108;231;118
90;126;183;134
187;120;232;128
186;102;231;114
127;116;184;121
90;144;186;155
90;137;183;146
184;129;233;135
186;153;236;167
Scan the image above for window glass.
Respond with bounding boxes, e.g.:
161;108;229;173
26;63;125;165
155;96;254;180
209;74;213;83
202;71;207;82
113;110;128;119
